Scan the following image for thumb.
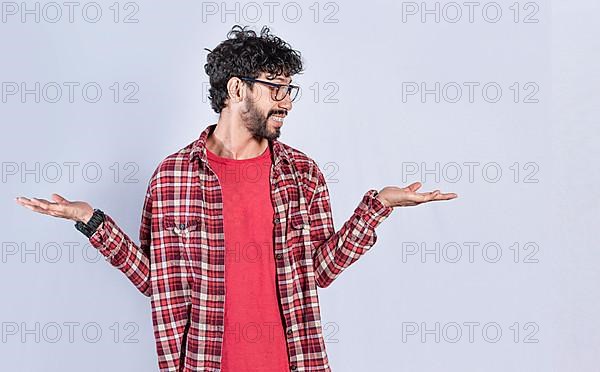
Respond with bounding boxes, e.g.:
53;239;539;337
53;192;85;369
407;182;422;192
51;193;68;203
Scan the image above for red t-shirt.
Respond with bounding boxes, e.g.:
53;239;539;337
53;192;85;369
206;143;290;372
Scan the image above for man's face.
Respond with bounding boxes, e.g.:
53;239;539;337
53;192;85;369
240;72;293;141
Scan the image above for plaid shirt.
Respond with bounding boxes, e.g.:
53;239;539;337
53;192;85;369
89;123;394;371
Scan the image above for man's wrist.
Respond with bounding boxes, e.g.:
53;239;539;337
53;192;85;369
78;209;95;224
75;209;105;238
374;191;390;207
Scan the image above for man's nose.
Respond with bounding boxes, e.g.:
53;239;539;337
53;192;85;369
278;93;293;111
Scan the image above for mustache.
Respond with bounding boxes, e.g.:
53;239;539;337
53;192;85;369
269;110;288;117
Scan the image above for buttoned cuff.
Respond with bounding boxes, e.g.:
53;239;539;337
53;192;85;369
89;214;125;263
353;189;394;229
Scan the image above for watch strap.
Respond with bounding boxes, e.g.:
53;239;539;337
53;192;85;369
75;209;105;238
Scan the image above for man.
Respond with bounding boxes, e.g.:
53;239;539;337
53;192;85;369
16;25;457;371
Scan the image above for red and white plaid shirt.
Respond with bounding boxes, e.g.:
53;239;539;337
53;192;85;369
89;123;393;371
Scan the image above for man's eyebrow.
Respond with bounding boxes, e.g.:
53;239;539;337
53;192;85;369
271;76;293;84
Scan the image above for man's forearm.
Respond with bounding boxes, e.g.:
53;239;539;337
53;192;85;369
311;189;393;288
89;213;152;297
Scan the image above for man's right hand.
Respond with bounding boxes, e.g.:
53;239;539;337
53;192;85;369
15;193;94;223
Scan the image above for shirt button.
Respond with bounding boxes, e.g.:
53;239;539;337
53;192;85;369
179;223;186;230
290;365;297;370
274;217;280;224
286;329;292;336
276;253;283;260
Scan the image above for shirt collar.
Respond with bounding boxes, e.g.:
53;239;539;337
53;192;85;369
189;123;291;166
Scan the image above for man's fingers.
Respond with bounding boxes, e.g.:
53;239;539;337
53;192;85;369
414;191;437;202
21;203;49;215
406;190;457;204
16;197;36;207
427;191;440;200
403;191;435;203
432;192;458;200
42;200;65;213
31;198;51;209
379;186;458;207
16;197;41;209
426;192;458;202
15;196;28;203
32;197;59;207
16;195;70;219
27;198;65;215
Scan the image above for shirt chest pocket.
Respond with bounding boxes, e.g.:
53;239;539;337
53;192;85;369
289;210;310;231
159;214;203;261
287;209;310;261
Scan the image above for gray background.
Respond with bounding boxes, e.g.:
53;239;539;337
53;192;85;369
1;1;598;371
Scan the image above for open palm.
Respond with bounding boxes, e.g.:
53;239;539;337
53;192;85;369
15;193;94;223
377;182;458;208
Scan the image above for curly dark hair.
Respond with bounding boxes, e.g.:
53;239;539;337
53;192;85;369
203;25;304;113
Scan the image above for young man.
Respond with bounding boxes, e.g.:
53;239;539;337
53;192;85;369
16;25;457;371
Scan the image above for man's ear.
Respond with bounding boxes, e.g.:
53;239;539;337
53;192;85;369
226;77;244;103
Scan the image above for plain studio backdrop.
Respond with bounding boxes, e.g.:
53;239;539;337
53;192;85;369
1;1;598;371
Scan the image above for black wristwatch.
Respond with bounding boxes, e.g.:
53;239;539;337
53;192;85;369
75;208;105;238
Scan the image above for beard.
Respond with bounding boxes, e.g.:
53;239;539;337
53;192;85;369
241;97;282;141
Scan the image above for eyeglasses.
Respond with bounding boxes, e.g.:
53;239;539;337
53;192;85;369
239;77;300;102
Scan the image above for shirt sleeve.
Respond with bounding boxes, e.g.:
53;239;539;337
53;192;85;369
308;162;393;288
87;179;154;297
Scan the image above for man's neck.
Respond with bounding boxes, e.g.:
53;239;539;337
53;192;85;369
206;121;268;160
